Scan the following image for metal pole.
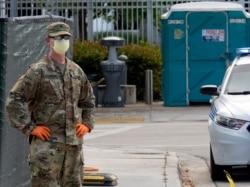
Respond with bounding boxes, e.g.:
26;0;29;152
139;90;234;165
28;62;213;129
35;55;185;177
87;0;93;41
0;1;6;18
10;0;17;17
147;0;153;43
145;69;153;104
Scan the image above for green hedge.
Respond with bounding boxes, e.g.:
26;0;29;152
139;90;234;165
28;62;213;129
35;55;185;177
73;40;162;101
118;42;162;100
73;40;107;77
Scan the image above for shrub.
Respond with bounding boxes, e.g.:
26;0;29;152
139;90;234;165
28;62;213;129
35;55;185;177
119;42;162;101
73;40;107;79
73;40;162;101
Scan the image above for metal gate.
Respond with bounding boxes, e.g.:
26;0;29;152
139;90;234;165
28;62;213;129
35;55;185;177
0;0;246;44
0;0;170;44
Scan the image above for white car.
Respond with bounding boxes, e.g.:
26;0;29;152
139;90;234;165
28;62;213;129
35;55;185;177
200;47;250;181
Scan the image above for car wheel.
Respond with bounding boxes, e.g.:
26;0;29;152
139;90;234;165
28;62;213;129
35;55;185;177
210;145;231;181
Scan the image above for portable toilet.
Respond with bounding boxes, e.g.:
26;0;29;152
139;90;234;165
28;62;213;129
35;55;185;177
161;1;250;106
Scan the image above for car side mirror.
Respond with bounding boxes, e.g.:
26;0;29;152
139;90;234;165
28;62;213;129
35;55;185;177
200;85;219;96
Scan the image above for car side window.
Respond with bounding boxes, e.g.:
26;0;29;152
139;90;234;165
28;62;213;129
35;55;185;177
225;64;250;93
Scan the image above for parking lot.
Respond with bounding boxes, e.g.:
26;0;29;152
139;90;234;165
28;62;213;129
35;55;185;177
81;103;250;186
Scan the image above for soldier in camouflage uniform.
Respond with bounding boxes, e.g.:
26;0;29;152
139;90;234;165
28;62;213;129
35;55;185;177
5;22;95;187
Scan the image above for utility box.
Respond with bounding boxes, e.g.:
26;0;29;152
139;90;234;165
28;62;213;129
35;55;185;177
161;2;250;106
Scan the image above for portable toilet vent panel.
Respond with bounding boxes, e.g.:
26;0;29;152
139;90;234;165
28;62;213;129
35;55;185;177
161;2;250;106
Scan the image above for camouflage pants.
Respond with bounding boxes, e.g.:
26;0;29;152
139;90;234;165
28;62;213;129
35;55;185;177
28;137;84;187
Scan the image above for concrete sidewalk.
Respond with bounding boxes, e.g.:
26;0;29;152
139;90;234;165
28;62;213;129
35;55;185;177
83;102;213;187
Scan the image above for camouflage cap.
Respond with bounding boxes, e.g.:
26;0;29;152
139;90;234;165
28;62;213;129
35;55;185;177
46;22;71;37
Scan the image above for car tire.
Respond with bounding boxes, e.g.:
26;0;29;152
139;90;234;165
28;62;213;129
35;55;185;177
210;145;231;181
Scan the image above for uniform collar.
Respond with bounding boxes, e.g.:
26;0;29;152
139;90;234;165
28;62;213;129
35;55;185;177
46;55;70;71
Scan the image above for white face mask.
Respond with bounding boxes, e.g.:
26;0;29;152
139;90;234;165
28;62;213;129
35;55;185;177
53;39;70;54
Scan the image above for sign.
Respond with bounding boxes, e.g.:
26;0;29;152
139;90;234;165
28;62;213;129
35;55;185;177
202;29;224;42
174;28;184;39
168;19;184;24
230;18;246;24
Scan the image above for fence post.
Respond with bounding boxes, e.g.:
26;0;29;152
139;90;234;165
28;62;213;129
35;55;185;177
145;69;153;104
87;0;94;41
147;0;153;43
10;0;17;17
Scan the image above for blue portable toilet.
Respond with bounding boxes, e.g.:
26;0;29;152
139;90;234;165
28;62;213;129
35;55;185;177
161;1;250;106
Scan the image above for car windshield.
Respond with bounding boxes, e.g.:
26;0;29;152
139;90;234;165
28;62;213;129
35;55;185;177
225;64;250;95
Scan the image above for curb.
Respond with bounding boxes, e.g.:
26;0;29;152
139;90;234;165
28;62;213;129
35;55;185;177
166;152;182;187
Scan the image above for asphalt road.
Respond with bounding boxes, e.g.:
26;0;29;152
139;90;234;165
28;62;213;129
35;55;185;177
83;102;250;187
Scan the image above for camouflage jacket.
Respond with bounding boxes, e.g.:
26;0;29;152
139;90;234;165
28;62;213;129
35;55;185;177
6;55;95;145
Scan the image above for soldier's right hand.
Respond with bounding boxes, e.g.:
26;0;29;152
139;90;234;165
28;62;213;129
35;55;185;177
31;126;51;141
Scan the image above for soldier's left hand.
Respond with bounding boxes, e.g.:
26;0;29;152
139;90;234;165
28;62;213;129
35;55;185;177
76;124;90;138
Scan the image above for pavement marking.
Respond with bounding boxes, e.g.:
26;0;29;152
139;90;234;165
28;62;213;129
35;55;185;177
95;117;144;123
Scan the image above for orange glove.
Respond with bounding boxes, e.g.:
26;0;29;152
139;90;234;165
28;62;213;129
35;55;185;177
31;126;51;141
76;124;89;138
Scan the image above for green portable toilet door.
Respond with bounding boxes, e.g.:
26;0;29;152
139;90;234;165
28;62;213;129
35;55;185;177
186;12;228;103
